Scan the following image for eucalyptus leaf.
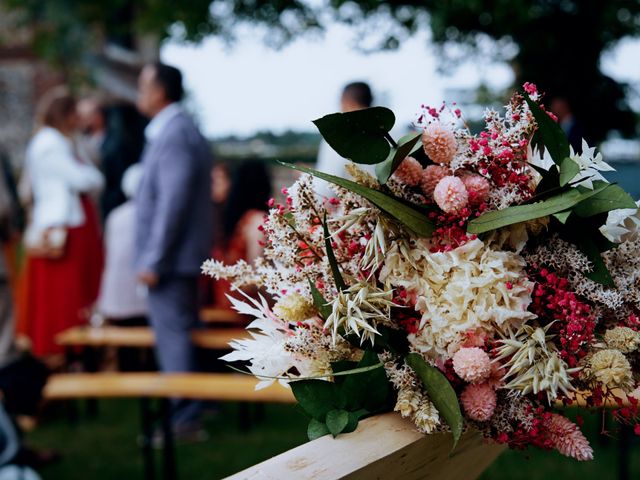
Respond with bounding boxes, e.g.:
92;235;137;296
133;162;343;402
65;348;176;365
280;162;435;237
290;380;345;421
341;350;391;411
406;353;463;450
524;93;570;165
559;157;580;187
307;419;330;440
326;409;350;437
375;131;422;184
323;215;347;291
308;279;332;320
313;107;395;164
467;183;608;234
343;409;368;434
573;183;637;218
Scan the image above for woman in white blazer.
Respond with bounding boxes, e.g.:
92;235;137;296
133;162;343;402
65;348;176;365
22;88;105;358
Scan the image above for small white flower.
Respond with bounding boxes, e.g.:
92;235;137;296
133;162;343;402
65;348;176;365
568;139;615;189
599;201;640;243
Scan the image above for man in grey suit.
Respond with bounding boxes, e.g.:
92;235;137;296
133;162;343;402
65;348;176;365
135;62;213;437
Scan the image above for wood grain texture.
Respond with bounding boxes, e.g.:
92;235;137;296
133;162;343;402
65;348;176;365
54;326;248;350
225;412;505;480
43;373;295;403
200;308;244;324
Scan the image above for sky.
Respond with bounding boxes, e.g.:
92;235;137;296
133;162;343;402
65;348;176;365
162;22;640;139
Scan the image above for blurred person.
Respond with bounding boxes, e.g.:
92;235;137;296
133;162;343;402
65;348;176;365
22;87;104;359
314;82;375;197
135;63;213;439
211;160;270;310
549;96;585;153
78;98;147;220
96;164;147;324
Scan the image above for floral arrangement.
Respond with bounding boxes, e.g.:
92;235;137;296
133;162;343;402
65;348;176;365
203;84;640;460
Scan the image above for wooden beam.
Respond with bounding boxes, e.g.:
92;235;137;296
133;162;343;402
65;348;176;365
44;373;295;403
225;412;504;480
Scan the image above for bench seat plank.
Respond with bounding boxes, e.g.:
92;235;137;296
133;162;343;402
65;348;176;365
44;373;295;403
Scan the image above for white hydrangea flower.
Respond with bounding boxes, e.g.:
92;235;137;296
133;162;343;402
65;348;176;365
568;139;615;189
599;201;640;243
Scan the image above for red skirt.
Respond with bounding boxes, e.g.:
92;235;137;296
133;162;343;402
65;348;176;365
25;197;104;356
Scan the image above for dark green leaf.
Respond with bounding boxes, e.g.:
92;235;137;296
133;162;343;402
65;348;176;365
323;215;347;291
575;233;615;287
308;279;332;320
524;94;570;165
573;183;637;218
290;380;345;421
313;107;395;164
530;161;560;196
552;209;572;224
559;157;580;187
406;353;463;450
280;162;435;237
375;131;422;184
341;350;391;411
343;409;368;434
307;418;330;440
467;183;608;234
326;409;350;437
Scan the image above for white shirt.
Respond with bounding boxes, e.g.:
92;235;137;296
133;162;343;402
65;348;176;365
25;127;104;238
313;140;376;198
144;103;182;142
97;201;148;318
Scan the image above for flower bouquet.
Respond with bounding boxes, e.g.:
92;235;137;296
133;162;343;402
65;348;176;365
203;83;640;460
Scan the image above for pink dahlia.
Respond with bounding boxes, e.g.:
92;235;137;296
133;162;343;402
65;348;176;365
453;347;492;383
461;174;491;207
544;414;593;461
460;383;496;422
420;165;449;197
433;176;468;213
422;123;458;164
393;156;423;186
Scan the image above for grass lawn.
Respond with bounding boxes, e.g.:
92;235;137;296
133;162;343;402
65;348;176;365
27;401;638;479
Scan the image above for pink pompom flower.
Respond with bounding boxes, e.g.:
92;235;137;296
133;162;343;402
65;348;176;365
453;347;492;383
544;414;593;461
433;176;468;214
460;383;496;422
422;123;458;164
420;165;449;197
393;156;423;187
461;174;491;207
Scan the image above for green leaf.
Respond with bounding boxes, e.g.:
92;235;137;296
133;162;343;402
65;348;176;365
343;409;368;434
574;233;615;287
552;209;572;224
573;182;637;218
375;131;422;184
280;162;435;238
326;409;350;437
406;353;463;450
524;93;570;165
341;350;391;411
290;380;345;421
323;215;347;291
307;418;330;440
559;157;580;187
313;107;395;164
467;183;609;234
308;279;332;320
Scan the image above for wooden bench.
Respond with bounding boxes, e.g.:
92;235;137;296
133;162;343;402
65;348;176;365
200;308;244;325
44;373;294;480
225;412;505;480
55;326;249;350
44;372;294;403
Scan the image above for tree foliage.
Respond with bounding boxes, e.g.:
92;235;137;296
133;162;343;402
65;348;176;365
5;0;639;140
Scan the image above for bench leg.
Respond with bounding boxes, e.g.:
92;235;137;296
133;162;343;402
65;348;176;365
140;398;156;480
161;399;177;480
